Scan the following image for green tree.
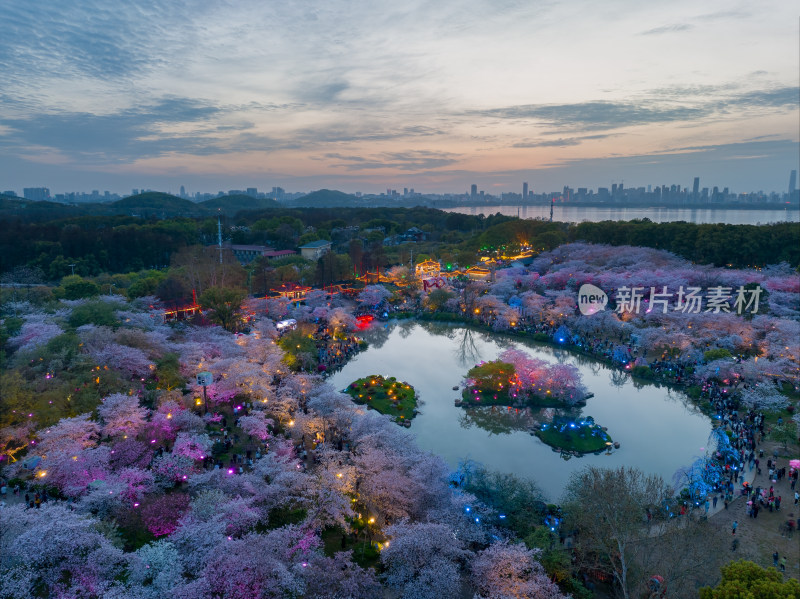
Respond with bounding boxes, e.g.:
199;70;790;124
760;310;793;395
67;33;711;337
770;421;798;450
68;301;120;329
425;288;453;312
198;287;247;332
699;560;800;598
562;466;673;599
55;275;101;300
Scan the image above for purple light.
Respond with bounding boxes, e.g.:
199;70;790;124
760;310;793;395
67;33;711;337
228;469;234;474
150;439;156;444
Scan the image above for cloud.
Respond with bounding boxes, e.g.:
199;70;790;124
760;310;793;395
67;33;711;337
322;150;462;171
0;1;185;85
471;86;799;132
640;24;692;35
473;101;711;131
513;134;614;148
0;97;246;161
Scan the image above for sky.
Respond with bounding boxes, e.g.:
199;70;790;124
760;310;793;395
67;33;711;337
0;0;798;196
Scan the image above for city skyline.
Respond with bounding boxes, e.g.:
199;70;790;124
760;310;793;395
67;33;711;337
9;168;798;205
1;0;798;194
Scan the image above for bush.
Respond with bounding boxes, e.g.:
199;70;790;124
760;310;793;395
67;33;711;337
68;301;120;329
704;348;733;362
55;276;101;300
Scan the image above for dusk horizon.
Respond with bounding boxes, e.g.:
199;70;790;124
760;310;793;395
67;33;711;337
1;0;798;195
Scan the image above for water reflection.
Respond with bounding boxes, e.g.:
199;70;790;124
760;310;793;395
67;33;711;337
455;328;483;367
459;405;535;435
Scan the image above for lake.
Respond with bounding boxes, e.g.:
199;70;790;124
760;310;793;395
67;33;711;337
443;205;800;225
328;321;712;501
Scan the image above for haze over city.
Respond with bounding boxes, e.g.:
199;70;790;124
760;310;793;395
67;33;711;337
1;0;798;195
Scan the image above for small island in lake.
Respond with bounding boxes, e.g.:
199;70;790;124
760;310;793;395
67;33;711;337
460;349;590;408
535;416;613;454
345;375;418;425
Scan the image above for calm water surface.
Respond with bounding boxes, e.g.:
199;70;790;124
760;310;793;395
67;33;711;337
329;321;712;501
443;205;800;225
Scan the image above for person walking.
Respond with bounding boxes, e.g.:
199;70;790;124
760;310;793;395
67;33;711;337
712;494;718;509
773;551;779;568
731;520;738;535
779;556;786;573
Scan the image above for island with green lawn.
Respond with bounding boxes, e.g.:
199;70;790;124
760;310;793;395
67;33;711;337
344;375;418;426
535;415;613;454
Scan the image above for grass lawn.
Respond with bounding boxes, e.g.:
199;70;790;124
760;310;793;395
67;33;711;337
535;418;612;453
345;375;418;423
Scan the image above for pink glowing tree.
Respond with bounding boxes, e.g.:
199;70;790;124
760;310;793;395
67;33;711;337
172;432;213;461
238;410;274;441
142;493;191;537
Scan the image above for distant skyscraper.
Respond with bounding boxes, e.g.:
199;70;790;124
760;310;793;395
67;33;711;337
23;187;50;201
523;182;528;199
470;184;477;200
180;185;186;197
246;187;258;197
790;170;797;195
692;177;700;200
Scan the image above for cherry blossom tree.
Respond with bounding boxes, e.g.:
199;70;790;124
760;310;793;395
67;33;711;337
8;318;63;352
0;503;126;598
381;521;470;599
357;284;391;307
110;438;154;470
117;539;185;599
470;541;568;599
98;393;150;438
238;410;274;441
142;493;192;537
172;432;213;460
35;413;100;456
151;453;197;487
301;551;383;599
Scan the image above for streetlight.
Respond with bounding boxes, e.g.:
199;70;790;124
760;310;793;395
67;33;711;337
68;263;76;276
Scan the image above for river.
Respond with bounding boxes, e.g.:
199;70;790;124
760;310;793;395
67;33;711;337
442;205;800;225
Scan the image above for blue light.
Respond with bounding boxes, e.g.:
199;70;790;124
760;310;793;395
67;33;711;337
465;507;470;512
499;514;506;519
475;517;480;523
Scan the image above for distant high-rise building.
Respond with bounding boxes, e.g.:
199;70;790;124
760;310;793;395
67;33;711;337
692;177;700;200
2;190;16;197
23;187;50;201
180;185;186;197
403;187;408;196
246;187;258;197
132;189;139;195
790;170;797;195
470;184;477;200
523;182;528;199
